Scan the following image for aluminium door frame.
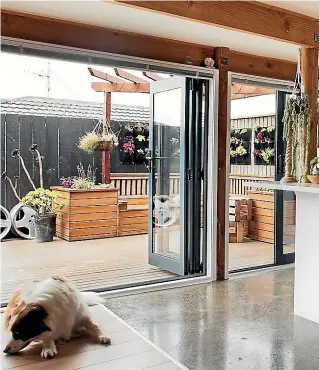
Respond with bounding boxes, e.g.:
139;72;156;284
2;37;219;298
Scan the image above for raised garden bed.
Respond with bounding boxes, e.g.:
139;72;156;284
53;186;119;242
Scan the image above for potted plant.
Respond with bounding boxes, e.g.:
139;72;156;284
21;188;61;243
78;120;118;153
308;157;319;184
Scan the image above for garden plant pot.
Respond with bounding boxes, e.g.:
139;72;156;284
307;175;319;184
95;140;113;151
33;213;56;243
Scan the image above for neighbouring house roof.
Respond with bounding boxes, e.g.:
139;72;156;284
0;96;150;123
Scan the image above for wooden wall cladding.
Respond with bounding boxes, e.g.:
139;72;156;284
54;187;119;242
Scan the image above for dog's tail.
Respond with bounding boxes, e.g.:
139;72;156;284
81;292;104;306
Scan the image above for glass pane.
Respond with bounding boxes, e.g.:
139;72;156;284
283;191;296;254
152;88;182;260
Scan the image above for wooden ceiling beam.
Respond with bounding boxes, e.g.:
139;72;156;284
114;68;149;84
91;81;150;93
88;67;124;83
118;1;319;48
1;10;307;82
142;71;163;81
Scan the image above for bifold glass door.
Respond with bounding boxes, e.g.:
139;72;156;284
148;77;209;276
275;91;295;265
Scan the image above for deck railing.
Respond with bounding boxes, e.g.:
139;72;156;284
229;174;273;195
110;173;273;197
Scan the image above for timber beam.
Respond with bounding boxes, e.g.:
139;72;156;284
91;81;150;93
1;10;301;81
119;1;319;48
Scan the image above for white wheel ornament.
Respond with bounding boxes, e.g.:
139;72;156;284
153;195;180;227
10;203;36;239
0;205;12;240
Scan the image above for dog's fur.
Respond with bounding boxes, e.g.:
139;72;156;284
3;277;111;358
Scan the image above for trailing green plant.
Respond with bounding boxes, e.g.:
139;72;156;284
241;128;248;134
283;93;312;180
21;188;61;214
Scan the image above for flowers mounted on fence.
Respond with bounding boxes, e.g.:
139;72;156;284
229;127;251;165
123;139;135;155
260;148;275;164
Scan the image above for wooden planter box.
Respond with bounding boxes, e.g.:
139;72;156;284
247;191;296;243
53;186;119;242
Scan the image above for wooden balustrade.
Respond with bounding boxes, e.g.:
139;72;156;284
110;173;180;196
229;174;273;195
110;173;273;197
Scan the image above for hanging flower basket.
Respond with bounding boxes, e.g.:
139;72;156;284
78;120;118;154
95;140;114;152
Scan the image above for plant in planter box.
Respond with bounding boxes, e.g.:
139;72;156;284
21;188;62;243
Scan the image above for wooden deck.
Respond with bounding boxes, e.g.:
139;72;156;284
1;235;284;303
1;305;185;370
1;235;175;303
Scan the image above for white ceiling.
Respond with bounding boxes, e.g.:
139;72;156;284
3;0;318;62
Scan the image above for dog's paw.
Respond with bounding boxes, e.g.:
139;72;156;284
99;336;111;345
41;344;57;359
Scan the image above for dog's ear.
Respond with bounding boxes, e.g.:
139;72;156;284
28;306;51;332
30;306;48;320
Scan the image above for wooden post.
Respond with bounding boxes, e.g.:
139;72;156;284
102;92;111;184
301;47;319;167
215;47;230;280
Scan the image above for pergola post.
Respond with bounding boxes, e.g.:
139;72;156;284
301;47;319;165
101;92;112;184
215;47;230;280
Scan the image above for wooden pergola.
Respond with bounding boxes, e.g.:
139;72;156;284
2;2;318;279
89;67;274;183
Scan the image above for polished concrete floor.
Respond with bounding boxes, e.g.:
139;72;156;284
105;268;319;370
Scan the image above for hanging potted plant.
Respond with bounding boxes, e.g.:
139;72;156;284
78;120;118;153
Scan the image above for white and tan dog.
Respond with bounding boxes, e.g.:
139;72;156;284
3;276;111;358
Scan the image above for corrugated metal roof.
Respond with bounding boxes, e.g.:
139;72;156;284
0;96;150;123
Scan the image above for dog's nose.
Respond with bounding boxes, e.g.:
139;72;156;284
3;345;11;354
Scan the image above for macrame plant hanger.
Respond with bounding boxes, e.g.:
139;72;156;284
281;49;301;183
